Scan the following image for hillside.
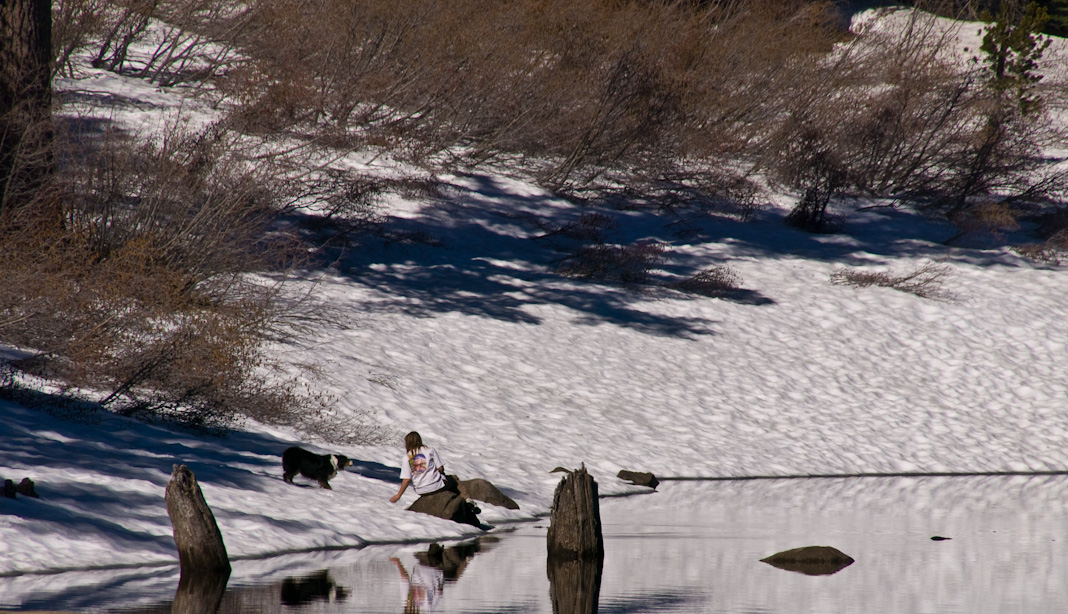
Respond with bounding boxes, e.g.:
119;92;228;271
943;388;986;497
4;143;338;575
1;4;1067;606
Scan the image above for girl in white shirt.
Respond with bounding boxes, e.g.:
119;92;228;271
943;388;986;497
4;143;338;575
390;431;448;503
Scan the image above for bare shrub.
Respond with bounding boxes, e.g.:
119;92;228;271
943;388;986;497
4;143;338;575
830;261;955;300
0;120;335;431
945;198;1020;244
536;212;619;244
555;241;666;285
61;0;247;86
230;0;843;191
670;265;742;298
1013;227;1068;264
756;4;1062;231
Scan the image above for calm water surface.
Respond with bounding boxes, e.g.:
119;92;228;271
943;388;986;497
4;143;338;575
5;475;1068;613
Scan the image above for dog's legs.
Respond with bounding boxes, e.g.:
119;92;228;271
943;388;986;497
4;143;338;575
318;480;332;489
283;472;297;484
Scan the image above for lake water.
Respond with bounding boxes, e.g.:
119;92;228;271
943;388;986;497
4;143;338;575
4;475;1068;613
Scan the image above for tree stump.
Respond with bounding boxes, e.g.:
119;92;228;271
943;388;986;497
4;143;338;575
165;464;230;574
546;466;603;560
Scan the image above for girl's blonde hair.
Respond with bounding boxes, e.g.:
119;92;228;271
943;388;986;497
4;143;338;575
404;431;424;455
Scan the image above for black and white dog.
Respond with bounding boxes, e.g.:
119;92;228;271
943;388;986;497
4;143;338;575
282;446;352;489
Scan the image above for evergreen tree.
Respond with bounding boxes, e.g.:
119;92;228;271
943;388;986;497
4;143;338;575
978;1;1051;115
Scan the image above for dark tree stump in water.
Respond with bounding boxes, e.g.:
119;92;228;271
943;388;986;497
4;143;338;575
165;464;230;575
547;556;603;614
546;466;603;560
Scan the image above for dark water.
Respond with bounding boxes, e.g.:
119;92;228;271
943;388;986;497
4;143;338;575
4;475;1068;613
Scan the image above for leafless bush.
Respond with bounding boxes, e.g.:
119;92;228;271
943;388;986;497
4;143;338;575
670;265;742;298
229;0;842;191
53;0;247;86
536;212;620;244
756;4;1061;232
830;261;955;300
0;120;340;431
1013;227;1068;264
555;241;666;286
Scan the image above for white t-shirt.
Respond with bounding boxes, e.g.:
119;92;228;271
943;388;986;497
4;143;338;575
400;446;446;495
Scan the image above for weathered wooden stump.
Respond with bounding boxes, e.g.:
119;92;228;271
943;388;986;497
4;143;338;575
547;555;603;614
165;465;230;575
546;466;603;560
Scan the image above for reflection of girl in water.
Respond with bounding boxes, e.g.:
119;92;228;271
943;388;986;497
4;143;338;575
392;557;444;613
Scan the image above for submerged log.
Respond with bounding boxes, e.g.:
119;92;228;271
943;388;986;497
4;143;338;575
165;464;230;574
546;465;603;560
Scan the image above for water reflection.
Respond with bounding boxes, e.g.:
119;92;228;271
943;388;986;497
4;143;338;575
393;540;485;613
546;557;602;614
171;570;229;614
280;569;349;606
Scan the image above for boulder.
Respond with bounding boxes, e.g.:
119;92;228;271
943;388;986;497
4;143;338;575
458;477;519;510
16;477;38;498
760;545;854;576
407;489;482;527
617;470;659;489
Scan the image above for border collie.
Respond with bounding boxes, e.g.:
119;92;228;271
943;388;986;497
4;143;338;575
282;446;352;489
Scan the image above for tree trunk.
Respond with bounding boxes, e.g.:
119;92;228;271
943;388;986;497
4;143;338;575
165;464;230;574
546;466;604;560
0;0;56;223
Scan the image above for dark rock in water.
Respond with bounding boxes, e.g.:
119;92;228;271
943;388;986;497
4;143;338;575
617;470;659;489
931;535;952;541
407;489;482;527
760;545;854;576
2;479;16;499
458;477;520;510
16;478;38;498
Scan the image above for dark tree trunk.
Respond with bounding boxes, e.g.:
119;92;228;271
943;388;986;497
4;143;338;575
0;0;56;224
165;464;231;575
546;466;604;560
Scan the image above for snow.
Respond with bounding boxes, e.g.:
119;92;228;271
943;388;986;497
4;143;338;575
2;6;1068;609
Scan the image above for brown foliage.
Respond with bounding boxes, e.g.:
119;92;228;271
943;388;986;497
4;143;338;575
0;122;325;429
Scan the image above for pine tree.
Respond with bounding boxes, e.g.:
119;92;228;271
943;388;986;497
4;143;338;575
978;1;1051;115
